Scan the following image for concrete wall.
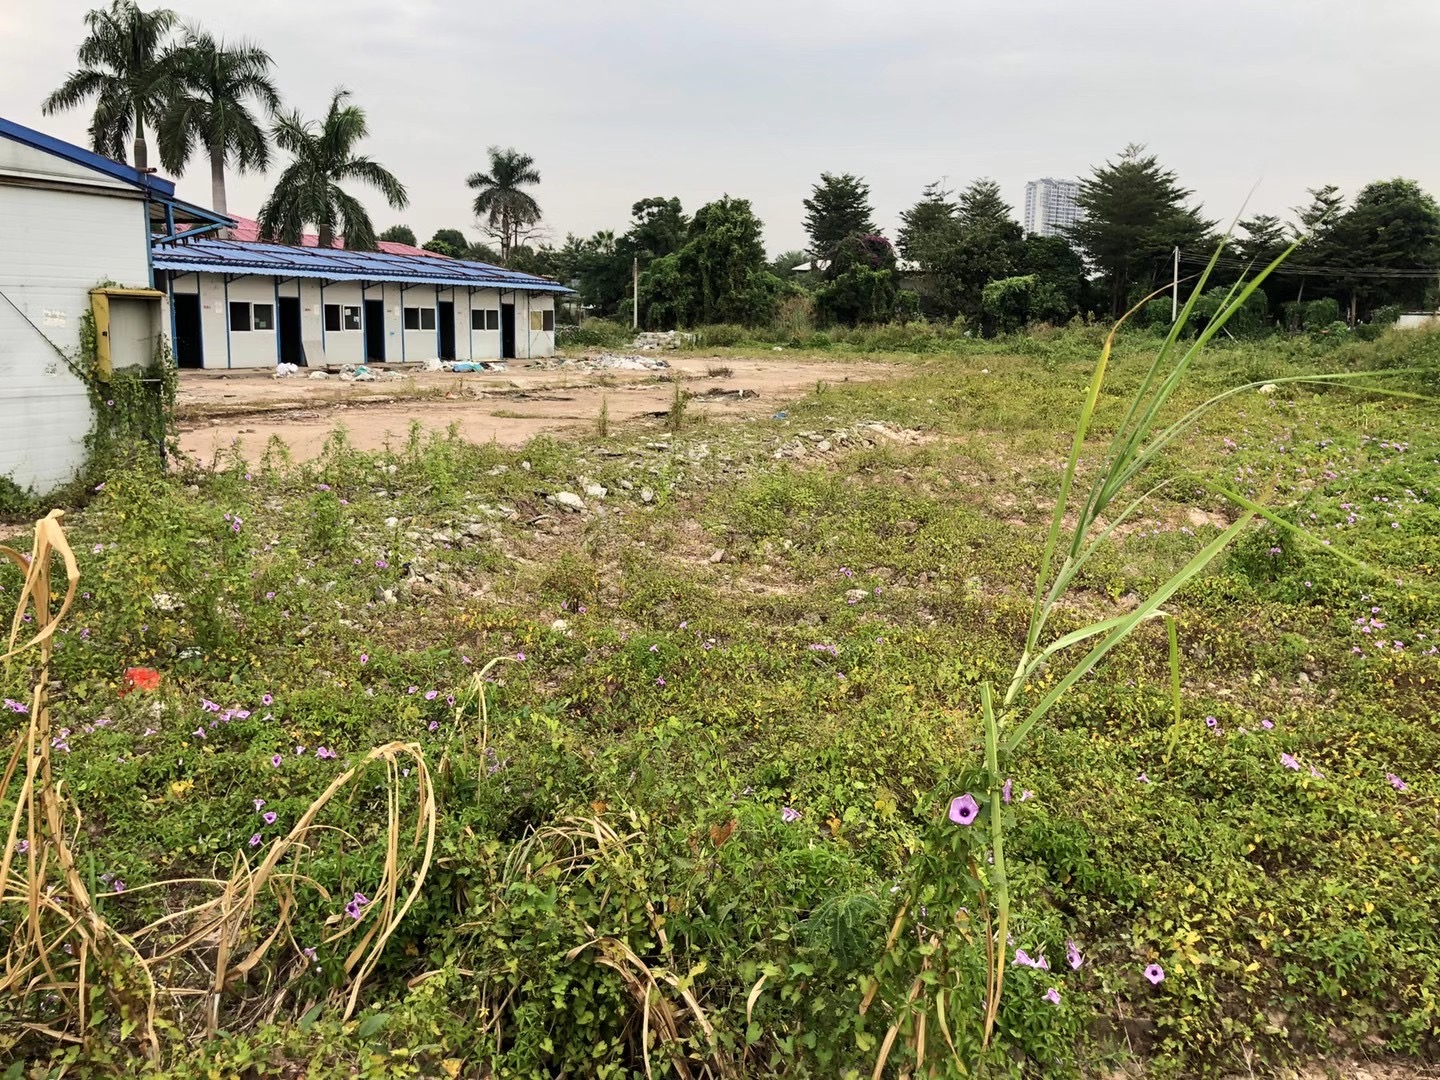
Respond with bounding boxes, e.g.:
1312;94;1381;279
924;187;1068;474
0;153;153;491
172;273;559;368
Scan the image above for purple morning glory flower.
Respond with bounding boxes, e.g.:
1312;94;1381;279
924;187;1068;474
1018;790;1034;802
316;746;336;760
515;652;526;662
1387;772;1408;791
270;754;283;767
1260;719;1274;730
1144;964;1165;985
407;686;418;695
1043;987;1061;1005
249;833;262;847
1280;753;1300;771
1002;779;1013;804
359;653;369;664
655;677;666;687
1137;772;1150;784
1012;949;1033;968
262;694;273;706
781;806;801;823
1067;940;1083;970
253;798;266;811
263;811;277;825
424;690;438;700
948;794;980;826
1205;715;1218;729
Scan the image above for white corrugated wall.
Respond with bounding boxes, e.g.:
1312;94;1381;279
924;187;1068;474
0;174;152;492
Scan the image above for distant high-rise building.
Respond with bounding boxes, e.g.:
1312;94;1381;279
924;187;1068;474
1024;178;1082;237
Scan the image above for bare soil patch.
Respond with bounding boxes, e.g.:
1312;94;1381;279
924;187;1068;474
175;354;893;463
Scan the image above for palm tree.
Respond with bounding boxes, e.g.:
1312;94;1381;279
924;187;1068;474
156;28;280;218
42;1;178;171
467;147;541;262
257;89;408;251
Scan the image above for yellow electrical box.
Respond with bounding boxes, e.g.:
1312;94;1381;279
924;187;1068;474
90;286;166;380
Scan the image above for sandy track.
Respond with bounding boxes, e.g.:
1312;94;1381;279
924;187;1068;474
175;354;891;462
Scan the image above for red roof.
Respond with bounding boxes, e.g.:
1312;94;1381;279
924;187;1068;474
198;216;449;259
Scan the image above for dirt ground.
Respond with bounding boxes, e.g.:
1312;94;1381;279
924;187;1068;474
174;354;893;463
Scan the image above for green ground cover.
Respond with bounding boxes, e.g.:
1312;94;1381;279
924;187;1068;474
2;328;1438;1077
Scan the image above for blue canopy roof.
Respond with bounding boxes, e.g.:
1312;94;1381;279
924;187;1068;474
152;237;572;293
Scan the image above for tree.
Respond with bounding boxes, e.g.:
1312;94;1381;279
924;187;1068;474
257;89;408;250
639;196;789;327
43;1;178;171
1294;184;1345;235
625;197;688;262
898;181;958;260
1069;144;1215;315
467;147;542;262
1326;179;1440;316
1019;234;1088;321
803;173;876;260
378;224;417;246
952;179;1024;307
419;228;468;257
155;28;278;217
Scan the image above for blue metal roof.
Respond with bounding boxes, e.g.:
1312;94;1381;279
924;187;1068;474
0;115;176;197
152;237;572;293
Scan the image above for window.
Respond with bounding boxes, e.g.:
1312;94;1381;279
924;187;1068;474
342;306;361;330
487;309;499;330
471;309;484;331
404;307;437;331
229;301;251;331
324;304;341;332
471;309;500;331
253;304;274;331
530;310;543;332
542;309;555;332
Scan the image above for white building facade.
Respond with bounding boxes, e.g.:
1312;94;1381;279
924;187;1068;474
153;239;566;370
1023;178;1083;238
0;117;219;493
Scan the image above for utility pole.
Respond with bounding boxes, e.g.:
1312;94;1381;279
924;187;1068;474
632;257;639;330
1172;247;1180;322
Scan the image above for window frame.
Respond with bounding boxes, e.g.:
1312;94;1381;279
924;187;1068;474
324;303;342;332
403;307;421;331
253;303;275;331
229;301;252;332
541;309;555;332
342;305;362;331
420;307;436;331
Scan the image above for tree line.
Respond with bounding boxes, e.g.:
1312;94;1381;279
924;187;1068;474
547;145;1440;333
45;4;1440;333
43;1;541;255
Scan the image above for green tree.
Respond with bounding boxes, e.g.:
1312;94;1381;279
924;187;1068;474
467;147;541;263
1294;184;1346;235
378;224;417;246
1069;144;1214;315
803;173;876;260
156;27;279;217
1019;234;1088;321
420;228;469;257
1327;179;1440;316
898;181;958;260
952;179;1024;315
639;196;788;327
42;0;178;171
625;197;688;262
257;88;408;250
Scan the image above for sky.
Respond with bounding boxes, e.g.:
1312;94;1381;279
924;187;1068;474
5;0;1440;256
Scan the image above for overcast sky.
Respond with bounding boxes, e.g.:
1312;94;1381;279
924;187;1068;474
5;0;1439;255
